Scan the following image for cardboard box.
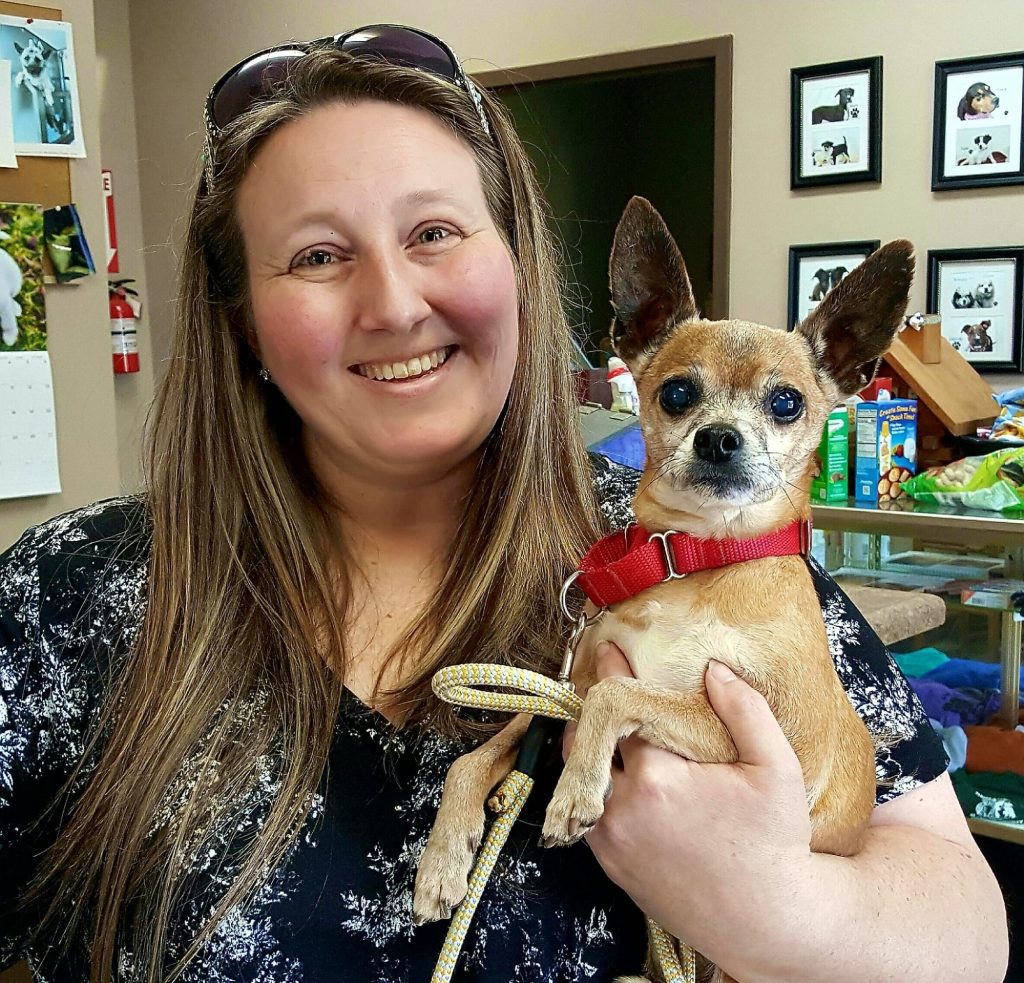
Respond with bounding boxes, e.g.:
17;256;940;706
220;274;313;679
811;406;849;502
855;399;918;502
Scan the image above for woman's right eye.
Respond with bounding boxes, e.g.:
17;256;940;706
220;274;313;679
293;247;340;269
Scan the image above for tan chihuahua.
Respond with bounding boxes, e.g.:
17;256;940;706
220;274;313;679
415;197;914;983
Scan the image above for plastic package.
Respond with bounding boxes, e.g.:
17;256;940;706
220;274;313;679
902;446;1024;513
991;386;1024;442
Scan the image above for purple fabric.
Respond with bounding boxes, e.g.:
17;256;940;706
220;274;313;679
910;677;1002;728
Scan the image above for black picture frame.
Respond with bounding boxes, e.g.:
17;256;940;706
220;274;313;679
791;57;882;189
787;240;880;330
927;247;1024;372
932;51;1024;191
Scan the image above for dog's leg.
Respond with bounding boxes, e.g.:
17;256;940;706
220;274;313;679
413;713;531;924
542;678;736;846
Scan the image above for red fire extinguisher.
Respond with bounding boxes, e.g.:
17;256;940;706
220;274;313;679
109;278;140;374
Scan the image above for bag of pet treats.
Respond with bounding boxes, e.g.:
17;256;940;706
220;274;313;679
902;447;1024;514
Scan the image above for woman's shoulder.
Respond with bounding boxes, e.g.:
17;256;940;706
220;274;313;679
1;495;151;675
0;497;151;817
3;495;150;589
589;452;639;531
4;494;150;564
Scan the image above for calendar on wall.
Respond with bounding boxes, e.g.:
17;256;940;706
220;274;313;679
0;350;60;499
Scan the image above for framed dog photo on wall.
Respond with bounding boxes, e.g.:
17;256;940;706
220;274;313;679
932;52;1024;190
788;240;879;329
928;247;1024;372
791;57;882;189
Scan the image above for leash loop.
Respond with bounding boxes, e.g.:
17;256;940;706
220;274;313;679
428;659;696;983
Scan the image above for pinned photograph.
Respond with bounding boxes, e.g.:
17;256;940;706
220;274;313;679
0;201;46;352
933;53;1024;189
928;247;1024;372
787;240;879;329
791;57;882;188
0;15;85;158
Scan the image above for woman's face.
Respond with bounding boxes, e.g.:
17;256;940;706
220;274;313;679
237;100;519;489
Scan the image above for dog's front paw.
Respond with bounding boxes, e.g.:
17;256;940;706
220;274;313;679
540;779;609;848
413;825;482;925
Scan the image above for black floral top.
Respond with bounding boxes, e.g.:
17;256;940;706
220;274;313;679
0;457;946;981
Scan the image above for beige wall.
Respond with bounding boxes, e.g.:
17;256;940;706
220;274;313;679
125;0;1024;387
0;0;121;552
95;0;154;493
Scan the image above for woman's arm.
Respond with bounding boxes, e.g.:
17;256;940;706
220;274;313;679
576;647;1008;983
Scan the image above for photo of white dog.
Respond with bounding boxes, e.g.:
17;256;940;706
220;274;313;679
0;229;23;347
0;202;45;352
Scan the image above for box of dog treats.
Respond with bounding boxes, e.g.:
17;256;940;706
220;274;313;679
855;399;918;502
811;406;849;503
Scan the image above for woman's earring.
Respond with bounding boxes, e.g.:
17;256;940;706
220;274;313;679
258;366;271;383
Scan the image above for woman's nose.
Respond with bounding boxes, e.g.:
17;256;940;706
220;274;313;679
349;250;431;334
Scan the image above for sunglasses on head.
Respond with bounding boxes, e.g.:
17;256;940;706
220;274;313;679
202;24;491;187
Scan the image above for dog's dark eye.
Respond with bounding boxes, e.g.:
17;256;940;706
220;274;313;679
769;388;804;422
659;378;698;415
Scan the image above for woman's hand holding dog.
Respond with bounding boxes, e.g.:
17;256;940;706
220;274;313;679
564;642;816;974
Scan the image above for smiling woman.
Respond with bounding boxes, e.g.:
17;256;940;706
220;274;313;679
0;36;626;983
238;100;520;490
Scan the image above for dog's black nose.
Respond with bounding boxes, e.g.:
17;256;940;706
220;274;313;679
693;425;743;463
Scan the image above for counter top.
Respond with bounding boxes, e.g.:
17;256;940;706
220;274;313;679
812;498;1024;548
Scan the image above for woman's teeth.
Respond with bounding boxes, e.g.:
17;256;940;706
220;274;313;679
357;346;453;382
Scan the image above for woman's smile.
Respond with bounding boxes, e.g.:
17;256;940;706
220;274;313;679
353;343;458;383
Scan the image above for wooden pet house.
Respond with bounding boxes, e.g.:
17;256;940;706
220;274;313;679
880;316;999;470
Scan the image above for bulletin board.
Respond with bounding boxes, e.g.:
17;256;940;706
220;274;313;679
0;2;70;208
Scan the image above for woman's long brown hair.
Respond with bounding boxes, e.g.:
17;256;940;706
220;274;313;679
31;49;603;981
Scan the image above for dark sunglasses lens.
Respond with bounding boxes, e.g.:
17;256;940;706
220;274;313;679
339;27;457;80
212;48;305;130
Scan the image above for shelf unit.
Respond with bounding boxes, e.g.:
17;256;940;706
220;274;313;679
813;498;1024;844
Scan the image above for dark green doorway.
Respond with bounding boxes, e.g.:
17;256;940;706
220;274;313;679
480;38;730;364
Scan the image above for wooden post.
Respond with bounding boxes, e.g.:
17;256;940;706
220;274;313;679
902;313;942;364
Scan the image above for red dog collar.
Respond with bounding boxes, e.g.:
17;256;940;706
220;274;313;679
575;520;811;609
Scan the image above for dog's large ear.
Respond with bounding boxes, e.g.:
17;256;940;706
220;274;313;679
608;196;698;376
796;240;914;400
13;42;22;55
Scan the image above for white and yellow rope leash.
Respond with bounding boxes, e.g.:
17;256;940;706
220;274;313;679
428;615;696;983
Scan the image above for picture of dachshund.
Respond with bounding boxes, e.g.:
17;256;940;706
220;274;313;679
962;320;994;352
957;81;999;121
812;87;856;124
